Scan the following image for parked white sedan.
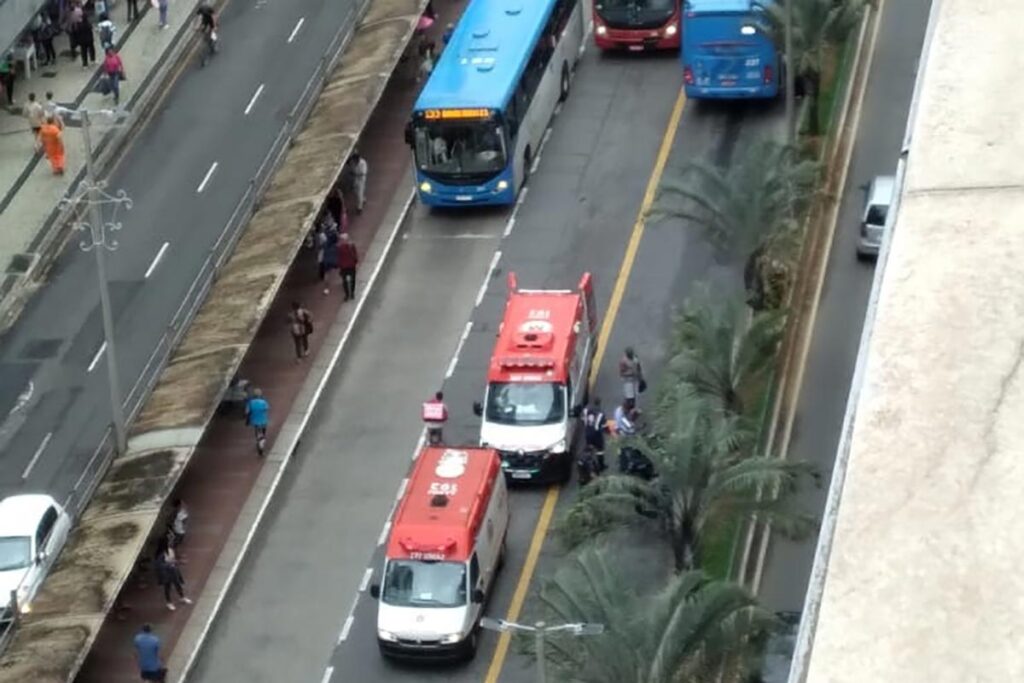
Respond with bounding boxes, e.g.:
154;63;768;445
0;494;71;617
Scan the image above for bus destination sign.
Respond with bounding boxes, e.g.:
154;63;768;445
423;108;492;120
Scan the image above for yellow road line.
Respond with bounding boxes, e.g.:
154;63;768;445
483;87;687;683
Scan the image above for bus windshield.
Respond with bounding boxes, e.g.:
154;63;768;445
598;0;674;11
381;560;467;608
485;382;565;426
413;120;508;181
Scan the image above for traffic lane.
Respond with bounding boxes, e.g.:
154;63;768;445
324;49;686;681
0;0;362;497
186;205;507;683
754;0;932;614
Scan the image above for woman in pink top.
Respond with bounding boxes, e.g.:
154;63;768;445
102;48;125;105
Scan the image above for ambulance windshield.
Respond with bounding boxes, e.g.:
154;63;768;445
485;382;565;426
381;560;467;608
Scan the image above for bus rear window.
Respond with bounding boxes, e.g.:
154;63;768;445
687;14;765;51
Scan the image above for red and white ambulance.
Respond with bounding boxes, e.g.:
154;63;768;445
473;273;598;483
370;446;508;660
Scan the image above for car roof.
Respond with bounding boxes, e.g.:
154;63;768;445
869;175;896;205
0;495;59;537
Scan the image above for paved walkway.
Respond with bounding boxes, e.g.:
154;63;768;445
74;20;435;681
0;0;201;287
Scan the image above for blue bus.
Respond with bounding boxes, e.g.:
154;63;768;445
406;0;584;206
681;0;780;99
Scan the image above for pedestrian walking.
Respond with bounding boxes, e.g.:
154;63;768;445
43;91;64;127
338;232;359;301
97;12;117;49
154;541;192;611
618;346;645;410
102;47;125;104
287;301;313;360
245;388;270;455
168;498;188;549
37;115;66;175
25;93;45;136
157;0;169;29
37;16;59;66
75;14;96;67
126;0;141;22
133;624;167;682
0;54;14;107
348;152;368;213
317;221;340;295
66;1;84;60
325;186;349;232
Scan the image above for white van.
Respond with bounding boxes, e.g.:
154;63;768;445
857;175;895;260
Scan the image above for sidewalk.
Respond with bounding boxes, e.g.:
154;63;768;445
73;14;441;679
0;0;205;324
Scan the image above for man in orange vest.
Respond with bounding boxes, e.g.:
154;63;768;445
422;391;448;445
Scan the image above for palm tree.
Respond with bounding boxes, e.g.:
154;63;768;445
559;386;816;571
764;0;867;135
651;138;819;292
667;288;784;417
538;545;776;683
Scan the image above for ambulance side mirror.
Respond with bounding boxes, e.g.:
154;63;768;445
472;588;485;604
370;584;381;599
472;401;483;417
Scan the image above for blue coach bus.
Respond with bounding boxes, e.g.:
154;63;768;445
681;0;780;99
406;0;584;207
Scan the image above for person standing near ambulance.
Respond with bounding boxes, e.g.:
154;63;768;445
422;391;448;444
619;346;645;410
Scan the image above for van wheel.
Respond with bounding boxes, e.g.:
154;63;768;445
497;537;508;571
464;628;480;660
559;63;570;102
559;454;573;484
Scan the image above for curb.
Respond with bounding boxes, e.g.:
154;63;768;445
0;0;212;335
734;5;880;592
169;186;415;683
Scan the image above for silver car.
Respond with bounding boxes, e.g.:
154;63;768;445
857;175;895;260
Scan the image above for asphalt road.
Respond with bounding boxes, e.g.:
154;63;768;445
0;0;361;508
755;0;933;618
185;29;791;682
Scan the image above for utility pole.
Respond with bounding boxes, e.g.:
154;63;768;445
784;0;796;143
59;106;131;455
480;617;604;683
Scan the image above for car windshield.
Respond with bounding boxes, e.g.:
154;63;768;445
485;382;565;426
381;560;467;608
413;120;507;180
866;204;888;226
598;0;674;11
0;537;32;572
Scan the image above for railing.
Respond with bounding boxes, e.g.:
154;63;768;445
0;0;370;657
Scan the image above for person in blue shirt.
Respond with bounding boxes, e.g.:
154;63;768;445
245;388;270;455
133;624;165;681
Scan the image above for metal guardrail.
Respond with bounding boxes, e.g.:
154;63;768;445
0;0;370;656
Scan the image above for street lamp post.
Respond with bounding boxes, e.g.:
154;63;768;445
784;0;796;143
58;106;131;455
480;617;605;683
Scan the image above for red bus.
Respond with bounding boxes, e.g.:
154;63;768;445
593;0;681;51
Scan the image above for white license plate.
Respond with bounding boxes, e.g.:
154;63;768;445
510;471;533;480
628;45;643;52
455;195;472;202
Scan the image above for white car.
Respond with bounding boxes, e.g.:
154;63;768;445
0;494;71;618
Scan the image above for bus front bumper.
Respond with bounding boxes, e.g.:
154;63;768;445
418;181;515;207
594;25;679;51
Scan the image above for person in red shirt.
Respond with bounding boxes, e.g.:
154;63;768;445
337;232;359;301
422;391;448;445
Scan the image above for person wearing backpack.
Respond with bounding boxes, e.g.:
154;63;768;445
97;13;116;49
287;301;313;360
102;47;124;104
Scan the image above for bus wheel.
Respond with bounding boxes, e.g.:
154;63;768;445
559;63;570;102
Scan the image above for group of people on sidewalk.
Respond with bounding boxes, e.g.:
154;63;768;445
578;346;650;479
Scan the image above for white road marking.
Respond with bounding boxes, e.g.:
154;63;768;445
22;432;52;480
531;128;554;174
475;250;502;307
503;216;516;237
196;161;218;193
144;242;170;279
395;477;409;503
243;84;265;115
516;185;529;207
412;429;426;459
287;17;305;43
320;666;334;683
9;381;33;416
337;615;354;644
446;321;473;379
359;567;373;592
87;341;107;373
